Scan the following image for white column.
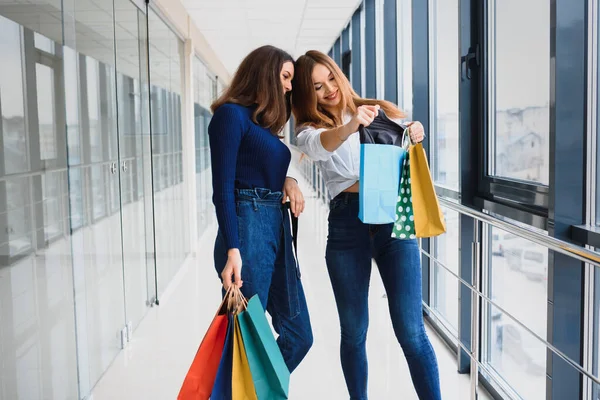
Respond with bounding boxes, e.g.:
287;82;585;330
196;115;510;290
181;38;198;253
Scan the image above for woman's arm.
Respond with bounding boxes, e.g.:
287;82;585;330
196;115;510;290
318;105;380;152
282;177;305;217
296;105;380;158
208;105;245;288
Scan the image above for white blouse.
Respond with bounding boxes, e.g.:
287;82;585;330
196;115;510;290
296;114;406;200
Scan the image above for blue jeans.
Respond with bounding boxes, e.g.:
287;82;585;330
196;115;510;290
214;188;313;373
326;193;441;400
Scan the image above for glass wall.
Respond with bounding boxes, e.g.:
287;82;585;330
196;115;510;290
0;1;216;398
148;10;190;296
0;13;79;399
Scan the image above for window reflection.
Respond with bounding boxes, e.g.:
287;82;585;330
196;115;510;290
149;8;189;296
489;0;550;185
485;226;547;399
1;18;28;175
64;48;81;165
87;58;103;163
36;63;58;161
192;54;214;236
42;171;65;241
432;207;460;336
6;178;33;257
397;0;412;119
0;1;63;44
429;0;459;190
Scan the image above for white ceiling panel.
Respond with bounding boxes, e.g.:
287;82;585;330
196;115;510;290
181;0;361;74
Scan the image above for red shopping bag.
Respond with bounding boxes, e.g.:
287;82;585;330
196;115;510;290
178;301;230;399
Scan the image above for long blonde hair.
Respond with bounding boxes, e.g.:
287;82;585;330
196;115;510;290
291;50;405;130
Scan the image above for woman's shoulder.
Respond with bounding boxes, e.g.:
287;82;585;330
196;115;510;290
214;102;251;118
208;103;253;137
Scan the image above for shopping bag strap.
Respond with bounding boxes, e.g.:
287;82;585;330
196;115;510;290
284;201;299;259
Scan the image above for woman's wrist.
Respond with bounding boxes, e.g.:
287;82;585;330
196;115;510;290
338;123;355;142
228;248;240;257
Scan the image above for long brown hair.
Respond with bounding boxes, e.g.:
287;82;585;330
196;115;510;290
291;50;405;129
211;45;294;135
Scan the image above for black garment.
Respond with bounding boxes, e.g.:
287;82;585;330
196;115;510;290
358;110;407;147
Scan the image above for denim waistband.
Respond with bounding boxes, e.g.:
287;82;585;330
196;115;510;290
235;188;284;204
331;191;359;204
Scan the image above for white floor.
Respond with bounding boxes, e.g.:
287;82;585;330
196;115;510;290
90;166;492;400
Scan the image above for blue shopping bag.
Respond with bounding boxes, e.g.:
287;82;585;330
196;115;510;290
359;143;407;224
211;314;234;400
237;295;290;399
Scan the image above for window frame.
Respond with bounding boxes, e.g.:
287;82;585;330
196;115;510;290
472;0;550;230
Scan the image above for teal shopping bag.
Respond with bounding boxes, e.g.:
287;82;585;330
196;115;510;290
237;295;290;399
359;144;407;224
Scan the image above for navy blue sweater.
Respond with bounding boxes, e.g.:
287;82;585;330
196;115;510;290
209;103;291;249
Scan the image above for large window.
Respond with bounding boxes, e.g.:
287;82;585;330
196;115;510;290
432;207;460;336
596;7;600;228
429;0;460;191
396;0;412;118
488;0;550;186
483;226;547;399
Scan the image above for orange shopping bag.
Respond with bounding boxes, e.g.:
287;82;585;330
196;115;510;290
178;296;230;400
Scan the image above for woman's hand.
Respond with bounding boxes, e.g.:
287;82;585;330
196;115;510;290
222;249;243;289
406;121;425;144
347;105;380;133
283;177;305;217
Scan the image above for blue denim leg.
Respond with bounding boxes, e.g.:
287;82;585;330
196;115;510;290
373;224;442;400
325;195;372;400
268;221;313;372
325;193;441;400
213;188;312;373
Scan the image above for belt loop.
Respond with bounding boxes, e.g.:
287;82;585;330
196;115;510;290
252;198;258;211
344;192;349;205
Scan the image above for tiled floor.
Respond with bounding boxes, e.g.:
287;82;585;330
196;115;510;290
90;166;492;400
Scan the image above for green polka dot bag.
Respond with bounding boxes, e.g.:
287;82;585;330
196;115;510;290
392;153;416;240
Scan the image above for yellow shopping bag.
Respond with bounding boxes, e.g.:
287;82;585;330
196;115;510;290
232;316;258;400
409;143;446;238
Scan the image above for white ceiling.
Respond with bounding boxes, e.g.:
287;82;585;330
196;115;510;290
181;0;361;74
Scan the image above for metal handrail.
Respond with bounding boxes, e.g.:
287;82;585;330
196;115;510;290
438;197;600;267
421;248;600;386
421;301;524;400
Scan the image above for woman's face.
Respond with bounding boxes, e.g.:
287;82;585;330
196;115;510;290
280;61;294;94
312;63;340;108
